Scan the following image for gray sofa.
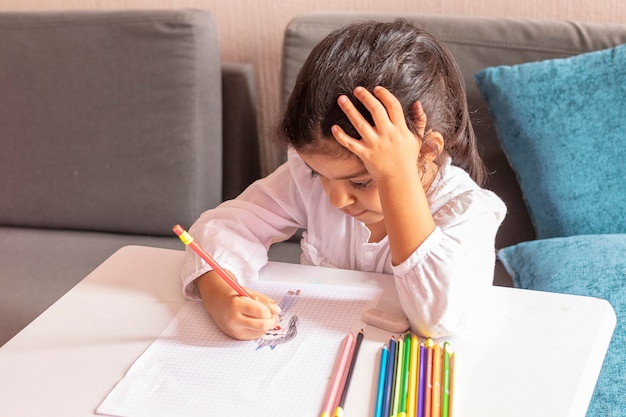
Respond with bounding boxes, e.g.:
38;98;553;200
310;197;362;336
2;10;626;354
0;9;265;345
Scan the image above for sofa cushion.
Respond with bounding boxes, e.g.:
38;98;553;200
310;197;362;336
475;44;626;238
498;235;625;417
0;226;182;346
0;10;222;236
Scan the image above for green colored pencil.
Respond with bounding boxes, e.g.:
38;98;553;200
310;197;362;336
442;342;452;417
391;338;404;416
399;334;411;415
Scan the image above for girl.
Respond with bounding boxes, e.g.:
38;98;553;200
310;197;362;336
181;19;506;340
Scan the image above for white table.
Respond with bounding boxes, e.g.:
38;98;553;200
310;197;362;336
0;246;615;417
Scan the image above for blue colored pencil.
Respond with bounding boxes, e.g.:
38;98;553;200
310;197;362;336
382;337;396;417
375;344;389;417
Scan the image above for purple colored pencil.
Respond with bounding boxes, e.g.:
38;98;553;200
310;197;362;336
417;343;427;417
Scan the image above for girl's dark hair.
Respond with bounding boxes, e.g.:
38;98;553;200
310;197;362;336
278;19;486;185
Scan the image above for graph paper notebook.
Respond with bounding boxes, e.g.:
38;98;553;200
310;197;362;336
96;280;382;417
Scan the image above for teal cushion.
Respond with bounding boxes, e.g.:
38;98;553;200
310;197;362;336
498;235;626;417
475;45;626;239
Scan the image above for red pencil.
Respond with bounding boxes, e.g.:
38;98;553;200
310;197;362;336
172;224;252;298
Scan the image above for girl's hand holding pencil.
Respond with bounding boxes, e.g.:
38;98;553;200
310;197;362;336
197;273;281;340
174;225;281;340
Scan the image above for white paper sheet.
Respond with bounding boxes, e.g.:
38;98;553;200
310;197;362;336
96;281;382;417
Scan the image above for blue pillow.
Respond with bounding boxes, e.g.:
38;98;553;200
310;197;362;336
475;45;626;239
498;235;626;417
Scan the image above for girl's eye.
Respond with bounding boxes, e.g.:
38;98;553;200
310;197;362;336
350;179;374;190
309;170;318;179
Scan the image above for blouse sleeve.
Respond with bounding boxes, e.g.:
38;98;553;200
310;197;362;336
180;153;309;299
392;189;506;338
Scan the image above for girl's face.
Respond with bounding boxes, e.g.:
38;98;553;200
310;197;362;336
298;151;384;226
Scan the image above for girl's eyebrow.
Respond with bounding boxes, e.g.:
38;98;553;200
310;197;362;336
303;161;369;180
335;168;370;180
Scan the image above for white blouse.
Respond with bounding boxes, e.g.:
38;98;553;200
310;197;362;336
181;149;506;338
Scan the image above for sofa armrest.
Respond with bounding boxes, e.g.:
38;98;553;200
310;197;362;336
221;62;262;200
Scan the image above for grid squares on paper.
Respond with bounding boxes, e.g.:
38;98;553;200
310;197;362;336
97;281;382;417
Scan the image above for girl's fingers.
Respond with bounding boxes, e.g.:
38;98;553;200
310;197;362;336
351;86;393;129
351;86;405;128
336;94;377;139
234;315;278;339
331;124;367;155
241;291;280;319
243;315;279;333
254;292;282;315
371;86;406;126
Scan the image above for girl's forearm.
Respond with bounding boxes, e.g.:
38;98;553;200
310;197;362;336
379;172;435;265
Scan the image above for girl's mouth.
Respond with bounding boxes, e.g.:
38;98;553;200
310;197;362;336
343;209;367;218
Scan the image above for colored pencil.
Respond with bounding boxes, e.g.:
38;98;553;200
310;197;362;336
391;338;404;417
382;337;396;417
375;344;389;417
441;342;452;417
417;343;427;417
406;334;419;417
334;329;364;417
449;348;455;417
172;225;252;298
320;333;355;417
424;339;434;417
398;334;411;416
431;342;442;417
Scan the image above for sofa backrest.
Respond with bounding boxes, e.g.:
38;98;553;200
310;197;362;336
280;13;626;249
0;9;222;236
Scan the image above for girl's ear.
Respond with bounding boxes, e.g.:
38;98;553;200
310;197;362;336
410;100;444;164
420;131;444;163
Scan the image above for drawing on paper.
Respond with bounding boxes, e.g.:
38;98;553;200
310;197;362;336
255;289;300;350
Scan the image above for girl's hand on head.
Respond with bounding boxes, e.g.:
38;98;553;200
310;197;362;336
331;86;428;181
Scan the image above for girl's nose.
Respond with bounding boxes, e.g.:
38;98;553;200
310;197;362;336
328;182;356;209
